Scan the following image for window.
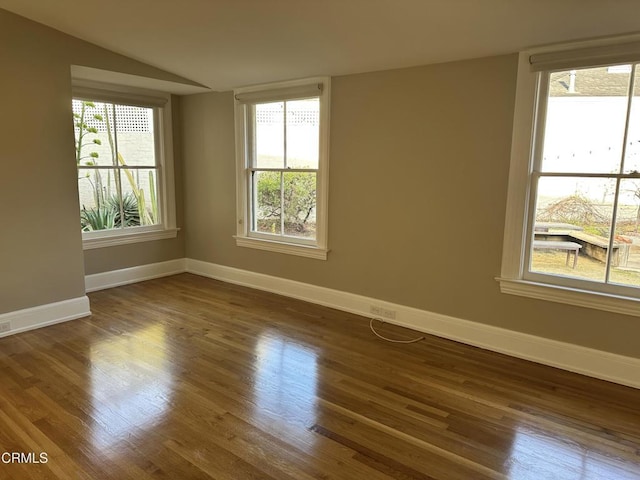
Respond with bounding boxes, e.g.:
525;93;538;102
500;36;640;315
234;78;330;260
72;83;177;249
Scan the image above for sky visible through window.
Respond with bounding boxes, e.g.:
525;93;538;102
531;65;640;287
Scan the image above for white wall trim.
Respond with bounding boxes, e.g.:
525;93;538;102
234;236;328;260
186;259;640;389
0;296;91;338
500;51;537;280
11;258;637;389
85;258;186;292
83;228;179;250
498;277;640;317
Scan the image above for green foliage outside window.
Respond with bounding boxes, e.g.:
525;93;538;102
256;171;316;235
74;101;158;232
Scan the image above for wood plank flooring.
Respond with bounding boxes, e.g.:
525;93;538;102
1;273;639;479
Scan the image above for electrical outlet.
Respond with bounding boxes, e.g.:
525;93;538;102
0;321;11;334
370;305;396;320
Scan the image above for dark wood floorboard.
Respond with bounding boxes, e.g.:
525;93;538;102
1;273;639;479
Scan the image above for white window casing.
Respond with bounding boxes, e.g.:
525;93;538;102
498;34;640;316
234;77;330;260
72;80;178;249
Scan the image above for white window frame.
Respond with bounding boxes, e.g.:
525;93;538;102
233;77;330;260
498;34;640;317
72;80;178;250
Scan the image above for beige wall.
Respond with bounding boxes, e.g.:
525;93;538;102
0;10;185;313
3;7;638;360
182;54;640;359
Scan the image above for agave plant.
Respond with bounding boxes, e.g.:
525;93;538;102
80;205;117;232
108;193;141;227
81;194;142;231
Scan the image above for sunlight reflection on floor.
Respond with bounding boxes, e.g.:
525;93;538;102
253;334;319;423
89;325;173;450
507;426;640;480
250;333;321;454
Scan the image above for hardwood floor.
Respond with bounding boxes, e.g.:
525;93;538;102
1;273;639;479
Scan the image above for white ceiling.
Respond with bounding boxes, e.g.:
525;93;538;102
2;0;640;92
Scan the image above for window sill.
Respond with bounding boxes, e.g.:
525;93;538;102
234;236;328;260
83;228;179;250
497;277;640;317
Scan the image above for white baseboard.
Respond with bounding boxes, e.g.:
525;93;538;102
85;258;187;292
186;259;640;389
0;296;91;338
18;257;631;389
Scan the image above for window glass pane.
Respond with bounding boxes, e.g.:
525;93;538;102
73;100;115;167
541;66;631;174
531;176;613;282
255;102;284;168
286;98;319;169
253;171;282;234
114;105;156;167
283;171;316;239
120;168;160;227
623;66;640;173
609;179;640;286
78;168;120;231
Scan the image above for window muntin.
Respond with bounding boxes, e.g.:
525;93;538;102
235;78;329;259
248;98;319;243
73;99;161;234
524;64;640;295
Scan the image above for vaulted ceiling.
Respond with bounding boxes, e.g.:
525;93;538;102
2;0;640;91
